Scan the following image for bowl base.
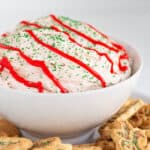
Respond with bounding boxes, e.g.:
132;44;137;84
21;127;99;144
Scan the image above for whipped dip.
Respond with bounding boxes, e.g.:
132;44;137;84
0;15;131;93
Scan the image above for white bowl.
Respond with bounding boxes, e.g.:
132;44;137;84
0;39;142;139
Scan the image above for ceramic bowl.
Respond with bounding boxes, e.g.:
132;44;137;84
0;39;143;139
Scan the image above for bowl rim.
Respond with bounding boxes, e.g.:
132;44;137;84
0;38;143;97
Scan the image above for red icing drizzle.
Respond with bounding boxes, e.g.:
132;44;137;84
20;20;125;52
0;15;131;92
0;43;68;93
20;18;128;72
87;24;108;39
50;15;120;53
118;53;129;71
0;57;43;92
111;41;125;51
86;23;129;72
25;30;106;87
87;24;125;51
21;21;42;28
51;25;115;73
50;15;129;72
1;33;9;37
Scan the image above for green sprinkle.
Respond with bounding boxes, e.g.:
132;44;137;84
69;65;75;70
5;76;9;81
10;57;14;60
40;141;51;146
2;52;6;56
52;43;55;47
24;34;29;38
52;67;56;71
48;55;52;59
0;141;18;145
132;134;140;150
82;74;87;78
40;74;43;79
89;77;94;80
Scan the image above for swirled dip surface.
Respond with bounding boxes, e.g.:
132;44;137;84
0;15;131;93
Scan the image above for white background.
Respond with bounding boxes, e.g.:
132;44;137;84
0;0;150;95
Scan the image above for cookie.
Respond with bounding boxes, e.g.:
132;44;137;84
73;144;102;150
111;122;147;150
0;119;20;137
129;105;150;129
99;99;145;140
96;140;115;150
31;137;72;150
0;137;33;150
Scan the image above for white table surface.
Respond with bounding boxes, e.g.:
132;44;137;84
0;0;149;96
